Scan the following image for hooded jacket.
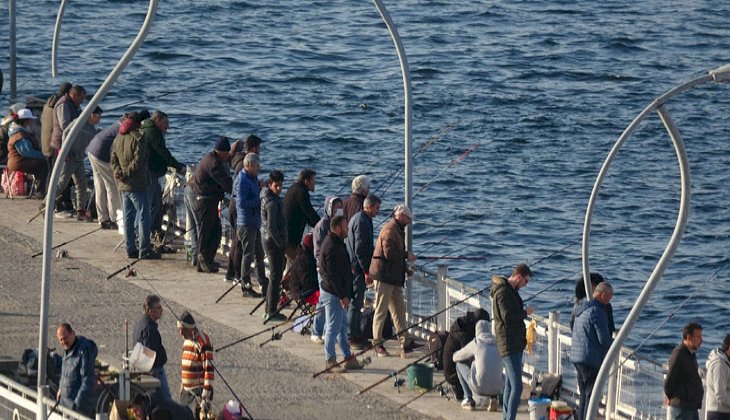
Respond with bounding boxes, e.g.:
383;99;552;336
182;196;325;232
261;186;286;248
190;151;232;200
346;209;374;274
490;275;527;357
313;196;338;264
234;168;260;230
58;335;97;416
571;299;612;368
664;342;704;409
141;118;184;177
110;128;149;192
319;231;352;299
705;348;730;413
283;180;320;248
453;320;503;396
369;218;407;287
443;309;490;389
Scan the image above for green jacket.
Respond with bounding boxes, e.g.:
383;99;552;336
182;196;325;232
141;119;183;177
490;275;527;357
110;130;149;192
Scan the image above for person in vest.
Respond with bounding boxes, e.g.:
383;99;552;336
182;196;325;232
56;323;97;417
41;82;71;161
177;310;215;418
51;84;85;154
6;108;47;197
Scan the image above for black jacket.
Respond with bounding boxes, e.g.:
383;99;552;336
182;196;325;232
288;247;318;300
133;315;167;368
261;187;286;248
443;310;490;387
319;232;352;299
190;151;232;200
664;343;703;409
283;180;320;248
490;275;527;357
346;210;374;274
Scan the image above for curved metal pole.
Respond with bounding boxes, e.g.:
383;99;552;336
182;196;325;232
371;0;413;251
9;0;17;102
51;0;68;78
36;1;158;418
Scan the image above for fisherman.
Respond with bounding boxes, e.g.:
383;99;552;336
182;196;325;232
141;110;186;243
369;203;419;357
345;194;381;349
40;82;71;166
235;153;265;297
490;263;533;420
571;282;614;420
177;310;215;418
319;214;364;372
190;136;233;273
310;196;343;344
51;84;85;156
56;323;97;417
261;170;287;322
452;319;502;411
342;174;370;222
705;334;730;420
288;233;318;302
111;112;160;259
56;106;102;221
570;272;615;334
133;295;171;402
6;109;48;197
664;322;704;420
283;168;320;264
443;309;491;404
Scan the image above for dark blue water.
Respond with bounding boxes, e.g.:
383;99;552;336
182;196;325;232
3;1;730;362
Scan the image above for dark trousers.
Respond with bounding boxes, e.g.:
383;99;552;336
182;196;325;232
347;265;367;339
706;412;730;420
238;226;268;290
148;175;163;233
226;198;243;279
574;363;599;420
263;237;285;314
193;197;221;265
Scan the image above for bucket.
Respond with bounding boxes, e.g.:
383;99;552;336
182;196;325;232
406;363;433;390
550;401;573;420
528;397;551;420
116;209;124;235
128;342;156;373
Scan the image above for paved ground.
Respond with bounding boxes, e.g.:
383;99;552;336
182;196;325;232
0;197;530;419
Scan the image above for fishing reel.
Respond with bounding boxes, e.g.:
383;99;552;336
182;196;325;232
269;329;283;341
392;372;405;393
55;249;68;259
125;267;137;278
361;356;372;366
436;384;450;401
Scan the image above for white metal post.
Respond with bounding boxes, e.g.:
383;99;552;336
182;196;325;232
437;264;448;328
51;0;68;77
547;311;559;375
8;0;17;103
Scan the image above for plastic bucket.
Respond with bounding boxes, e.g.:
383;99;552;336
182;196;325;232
528;397;551;420
550;401;573;420
406;363;433;390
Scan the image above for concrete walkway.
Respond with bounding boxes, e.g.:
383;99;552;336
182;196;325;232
0;196;531;419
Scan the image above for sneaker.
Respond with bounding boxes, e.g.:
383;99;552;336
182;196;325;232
100;221;114;230
310;335;324;345
76;210;93;222
325;358;346;374
343;356;364;370
461;398;475;410
487;397;499;412
240;285;262;298
224;274;239;283
126;249;140;259
348;338;366;351
374;345;389;357
140;250;162;260
263;313;287;323
401;339;424;354
110;222;119;230
54;210;72;219
197;260;219;273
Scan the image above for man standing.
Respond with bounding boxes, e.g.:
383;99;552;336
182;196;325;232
283;169;320;263
177;310;214;418
51;84;85;155
571;282;614;420
310;196;343;343
56;323;97;417
319;215;364;371
490;263;533;420
664;322;704;420
706;334;730;420
342;175;370;222
41;82;71;164
369;203;418;357
235;153;265;297
261;170;287;322
141;110;186;241
133;295;171;402
346;194;381;349
111;112;159;259
190;136;233;273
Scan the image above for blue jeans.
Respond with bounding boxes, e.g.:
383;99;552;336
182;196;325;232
311;272;325;337
456;361;473;400
574;363;599;420
122;191;151;256
151;366;171;403
502;351;523;420
347;266;366;339
668;407;700;420
321;289;351;361
183;186;198;260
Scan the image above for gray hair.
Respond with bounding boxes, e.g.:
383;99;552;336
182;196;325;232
364;194;381;209
352;175;370;195
244;152;260;168
594;282;613;295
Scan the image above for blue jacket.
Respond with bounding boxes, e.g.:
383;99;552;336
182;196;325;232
59;335;97;416
571;299;613;368
346;210;374;273
235;169;261;230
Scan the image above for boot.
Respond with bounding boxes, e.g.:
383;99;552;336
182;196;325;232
343;356;364;370
325;358;346;373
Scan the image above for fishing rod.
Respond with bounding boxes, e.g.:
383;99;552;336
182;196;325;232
216;318;293;353
412;143;477;197
398;378;448;410
105;225;193;280
529;237;582;269
30;216;122;258
313;282;492;378
104;76;234;113
419;242;474;269
357;348;439;395
258;308;324;347
523;270;580;303
418;255;486;261
26;190;69;224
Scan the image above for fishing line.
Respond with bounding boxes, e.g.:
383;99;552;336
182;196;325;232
529;237;581;269
357;348;438;395
105;77;235;113
524;270;581;303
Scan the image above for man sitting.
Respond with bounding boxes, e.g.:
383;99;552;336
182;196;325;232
453;319;503;411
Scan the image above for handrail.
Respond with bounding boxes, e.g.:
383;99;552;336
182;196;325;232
51;0;68;78
8;0;17;102
36;1;158;419
581;68;730;419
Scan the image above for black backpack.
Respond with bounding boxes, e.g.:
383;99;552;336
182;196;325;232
427;331;449;370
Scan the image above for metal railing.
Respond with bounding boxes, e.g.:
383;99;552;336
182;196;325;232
0;375;90;420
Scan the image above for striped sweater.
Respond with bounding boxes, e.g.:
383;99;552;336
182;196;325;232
181;332;214;391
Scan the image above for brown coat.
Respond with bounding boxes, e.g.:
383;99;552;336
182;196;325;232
369;218;407;287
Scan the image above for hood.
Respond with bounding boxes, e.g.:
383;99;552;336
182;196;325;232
574;299;591;318
454;309;490;333
140;118;155;130
490;275;507;298
231;152;246;174
8;122;27;137
323;195;340;218
707;347;730;369
119;117;141;135
475;320;495;344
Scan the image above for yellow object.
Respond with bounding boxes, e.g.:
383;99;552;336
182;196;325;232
526;318;537;354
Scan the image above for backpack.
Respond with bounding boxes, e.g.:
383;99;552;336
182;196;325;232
427;331;449;370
